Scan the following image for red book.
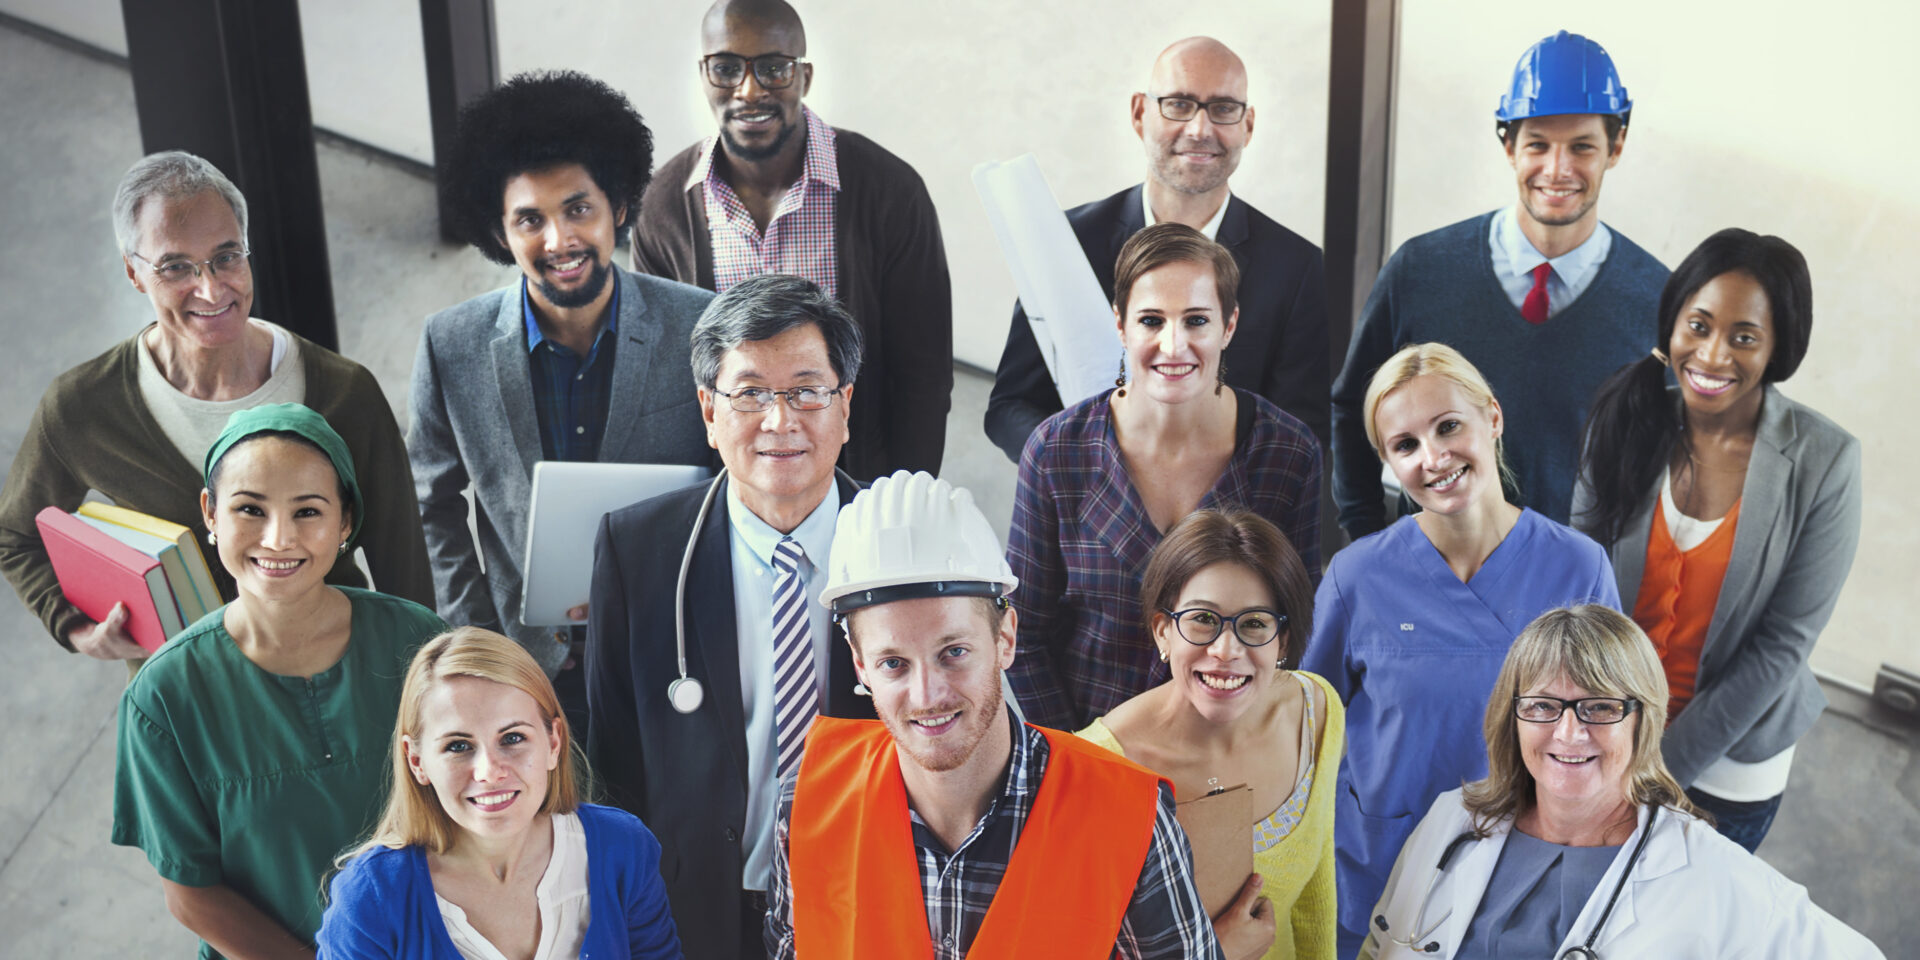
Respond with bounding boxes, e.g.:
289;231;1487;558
35;506;183;652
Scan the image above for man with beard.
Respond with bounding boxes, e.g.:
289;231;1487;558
985;37;1331;462
409;71;716;733
1329;31;1668;542
762;471;1222;960
632;0;952;481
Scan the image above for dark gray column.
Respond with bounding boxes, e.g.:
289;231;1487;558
420;0;498;242
1321;0;1400;554
121;0;337;350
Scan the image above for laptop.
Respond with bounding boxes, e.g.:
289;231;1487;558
520;461;711;626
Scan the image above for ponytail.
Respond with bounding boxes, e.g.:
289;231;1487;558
1576;354;1679;546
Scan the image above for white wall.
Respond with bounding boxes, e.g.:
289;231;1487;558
1392;4;1920;685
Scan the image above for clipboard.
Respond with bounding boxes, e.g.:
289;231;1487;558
1175;782;1254;919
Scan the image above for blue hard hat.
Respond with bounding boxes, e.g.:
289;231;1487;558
1496;30;1631;124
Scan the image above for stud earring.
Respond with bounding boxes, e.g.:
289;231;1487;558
338;542;349;555
1159;647;1170;663
206;532;217;546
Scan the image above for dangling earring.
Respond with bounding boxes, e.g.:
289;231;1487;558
1214;357;1228;397
337;542;349;555
206;532;217;546
1650;346;1670;364
1114;353;1129;394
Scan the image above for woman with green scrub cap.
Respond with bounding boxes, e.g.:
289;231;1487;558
111;403;448;959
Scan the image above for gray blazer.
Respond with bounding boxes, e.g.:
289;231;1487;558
1573;385;1862;787
408;266;716;672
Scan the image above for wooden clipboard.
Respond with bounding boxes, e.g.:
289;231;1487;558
1175;783;1254;918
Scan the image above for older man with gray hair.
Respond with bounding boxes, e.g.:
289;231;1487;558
0;150;430;663
586;273;876;960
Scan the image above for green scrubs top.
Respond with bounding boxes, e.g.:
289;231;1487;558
111;587;446;958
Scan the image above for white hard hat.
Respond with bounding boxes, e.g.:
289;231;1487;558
820;471;1018;615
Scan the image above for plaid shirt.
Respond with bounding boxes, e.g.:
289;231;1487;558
696;106;840;299
1006;389;1322;731
522;277;618;462
765;715;1222;960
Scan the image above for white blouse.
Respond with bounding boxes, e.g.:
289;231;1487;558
436;812;591;960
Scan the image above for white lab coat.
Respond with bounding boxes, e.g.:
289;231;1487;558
1360;789;1884;960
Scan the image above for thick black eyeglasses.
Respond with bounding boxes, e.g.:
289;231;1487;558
1153;95;1248;125
701;53;808;89
712;384;844;413
1161;608;1286;647
1513;696;1640;725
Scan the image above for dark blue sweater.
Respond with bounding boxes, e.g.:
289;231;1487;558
316;803;681;959
1330;211;1668;535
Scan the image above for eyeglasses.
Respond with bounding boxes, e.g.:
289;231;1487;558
1153;95;1248;125
713;384;845;413
1161;607;1286;647
701;54;808;90
1513;696;1640;725
129;246;251;285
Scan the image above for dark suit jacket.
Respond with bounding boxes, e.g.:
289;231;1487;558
585;472;873;960
984;184;1330;461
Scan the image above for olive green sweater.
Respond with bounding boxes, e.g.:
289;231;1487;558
0;329;433;649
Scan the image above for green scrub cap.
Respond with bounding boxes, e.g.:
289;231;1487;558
202;402;364;545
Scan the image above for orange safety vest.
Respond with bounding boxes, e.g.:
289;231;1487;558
789;716;1166;959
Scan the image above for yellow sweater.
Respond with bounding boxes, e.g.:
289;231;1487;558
1078;670;1346;960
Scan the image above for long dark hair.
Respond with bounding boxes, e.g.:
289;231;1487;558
1576;228;1812;545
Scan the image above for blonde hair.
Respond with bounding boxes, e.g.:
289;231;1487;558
1361;342;1515;495
1461;605;1703;837
337;627;583;865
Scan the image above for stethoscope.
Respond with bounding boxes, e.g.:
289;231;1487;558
666;466;860;714
1374;806;1656;959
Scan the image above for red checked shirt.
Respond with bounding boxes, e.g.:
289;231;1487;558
696;106;840;299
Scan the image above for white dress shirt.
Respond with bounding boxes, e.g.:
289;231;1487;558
1487;205;1612;319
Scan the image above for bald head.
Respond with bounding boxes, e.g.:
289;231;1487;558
702;0;806;56
1148;37;1247;98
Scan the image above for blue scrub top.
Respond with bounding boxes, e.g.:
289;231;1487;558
1300;509;1618;949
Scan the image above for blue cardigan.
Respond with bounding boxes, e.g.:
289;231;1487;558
317;803;681;959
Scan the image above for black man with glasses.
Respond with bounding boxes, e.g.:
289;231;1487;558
407;71;718;739
0;150;431;664
632;0;952;482
586;275;877;960
987;36;1331;464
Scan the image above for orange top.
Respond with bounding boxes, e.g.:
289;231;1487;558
1632;497;1741;716
788;716;1165;960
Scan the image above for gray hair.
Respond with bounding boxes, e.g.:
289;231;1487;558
111;151;249;257
690;274;864;390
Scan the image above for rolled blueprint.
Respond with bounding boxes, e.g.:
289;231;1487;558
972;155;1119;407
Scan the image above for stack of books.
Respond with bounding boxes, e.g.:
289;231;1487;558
34;503;222;653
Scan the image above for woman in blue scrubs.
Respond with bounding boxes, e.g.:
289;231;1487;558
1300;343;1618;958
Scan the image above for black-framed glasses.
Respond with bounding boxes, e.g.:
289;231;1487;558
701;53;808;89
129;246;251;285
1513;696;1640;725
1153;95;1248;125
713;384;845;413
1161;607;1286;647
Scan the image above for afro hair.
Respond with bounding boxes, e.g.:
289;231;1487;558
438;70;653;265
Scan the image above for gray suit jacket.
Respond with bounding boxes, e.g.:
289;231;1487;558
1573;385;1862;786
408;266;717;672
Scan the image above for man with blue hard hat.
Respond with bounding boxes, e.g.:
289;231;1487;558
1329;30;1669;541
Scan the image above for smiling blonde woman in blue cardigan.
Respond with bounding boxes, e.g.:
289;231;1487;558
318;627;680;959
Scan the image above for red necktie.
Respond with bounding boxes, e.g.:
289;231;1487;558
1522;262;1552;325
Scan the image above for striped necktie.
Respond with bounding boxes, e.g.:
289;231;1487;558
771;537;820;782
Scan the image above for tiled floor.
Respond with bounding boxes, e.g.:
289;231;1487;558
0;20;1910;955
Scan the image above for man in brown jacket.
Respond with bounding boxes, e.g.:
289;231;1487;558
632;0;952;480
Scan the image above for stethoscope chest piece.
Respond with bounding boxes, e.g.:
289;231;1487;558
668;676;705;714
1559;948;1599;960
